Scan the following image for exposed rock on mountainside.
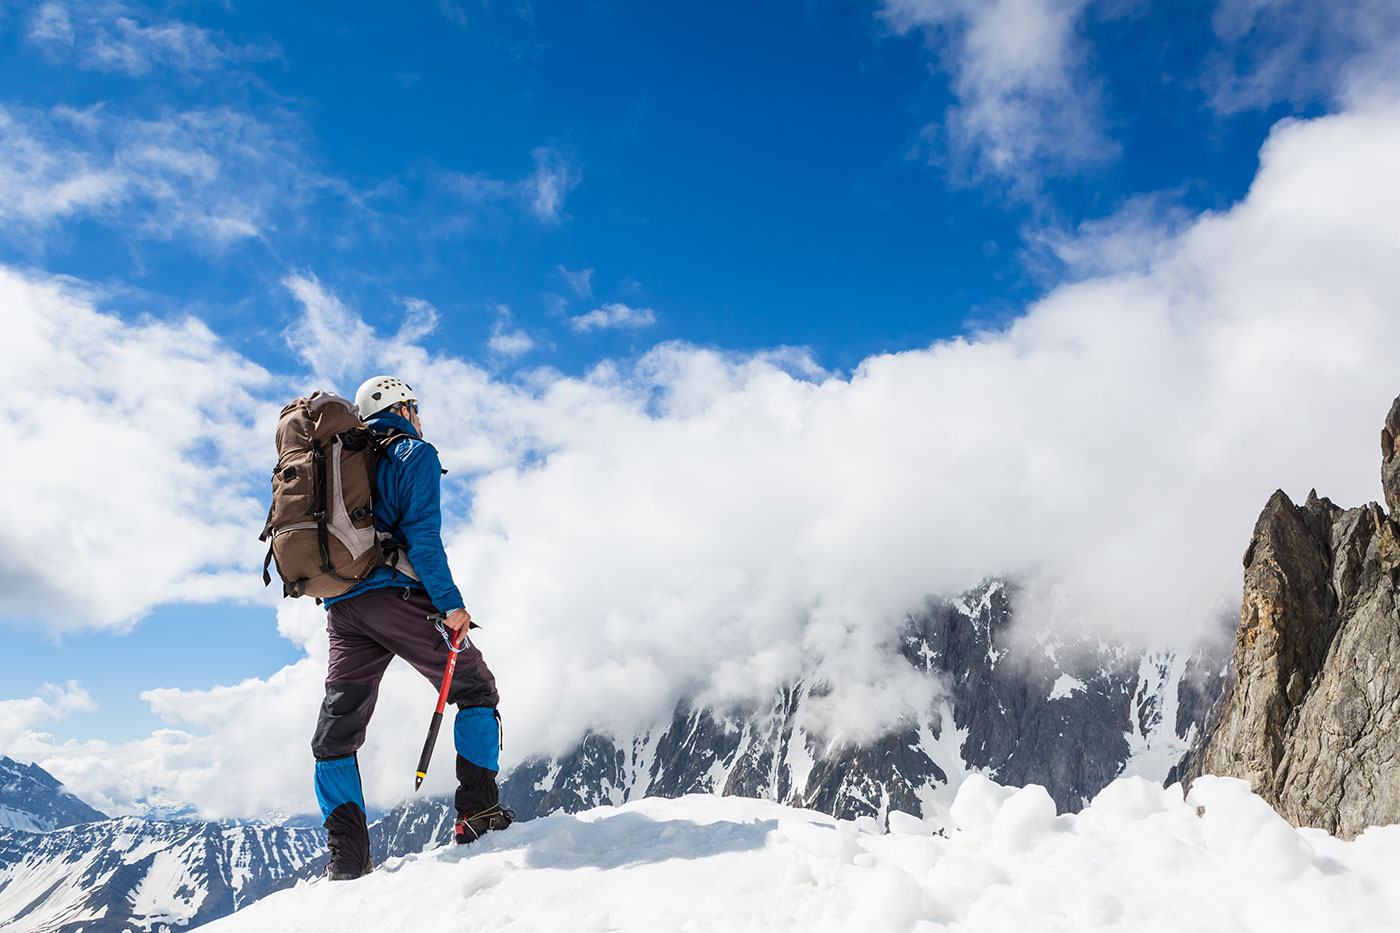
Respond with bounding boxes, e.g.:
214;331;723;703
0;755;107;832
501;580;1228;821
2;587;1229;930
1173;396;1400;838
0;816;323;932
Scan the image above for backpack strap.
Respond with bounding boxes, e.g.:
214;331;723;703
259;496;276;586
365;429;414;568
310;439;353;585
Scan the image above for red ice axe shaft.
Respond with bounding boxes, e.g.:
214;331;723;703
415;613;467;791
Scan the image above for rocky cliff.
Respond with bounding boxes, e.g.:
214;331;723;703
1172;396;1400;838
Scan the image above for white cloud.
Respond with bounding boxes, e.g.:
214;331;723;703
489;306;534;358
0;682;94;756
438;169;511;206
1207;0;1400;113
569;302;657;333
11;602;465;819
437;146;581;226
882;0;1112;188
24;0;278;77
881;0;1400;192
525;147;580;223
282;273;381;388
1024;190;1198;279
0;103;309;245
27;2;75;45
558;265;594;299
0;266;277;631
12;99;1400;820
397;297;442;344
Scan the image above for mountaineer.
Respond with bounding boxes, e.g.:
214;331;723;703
308;376;511;880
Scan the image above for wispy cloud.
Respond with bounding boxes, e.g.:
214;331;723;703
23;0;279;77
0;103;310;246
438;0;470;29
568;301;657;333
882;0;1112;192
282;273;380;387
525;146;580;223
396;297;442;343
437;146;581;226
1205;0;1400;112
558;265;593;299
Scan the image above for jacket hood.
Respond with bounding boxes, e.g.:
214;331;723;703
366;410;421;440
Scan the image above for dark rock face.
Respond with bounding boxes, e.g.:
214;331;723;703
1176;397;1400;839
501;580;1226;821
1382;395;1400;518
0;755;108;831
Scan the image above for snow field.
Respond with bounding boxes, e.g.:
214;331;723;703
207;775;1400;933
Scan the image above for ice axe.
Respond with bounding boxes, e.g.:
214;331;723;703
414;611;479;791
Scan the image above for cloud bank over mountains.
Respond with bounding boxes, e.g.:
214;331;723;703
7;95;1400;817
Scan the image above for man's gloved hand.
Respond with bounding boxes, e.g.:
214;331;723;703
443;608;473;633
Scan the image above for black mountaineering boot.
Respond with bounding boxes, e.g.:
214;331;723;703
324;802;373;880
454;804;514;844
454;754;512;844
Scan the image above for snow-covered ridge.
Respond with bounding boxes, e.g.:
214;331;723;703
0;754;107;832
206;777;1400;933
0;816;324;932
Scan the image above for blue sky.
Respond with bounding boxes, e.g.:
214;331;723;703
4;0;1400;816
2;0;1286;374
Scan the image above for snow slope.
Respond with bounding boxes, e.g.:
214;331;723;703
207;776;1400;933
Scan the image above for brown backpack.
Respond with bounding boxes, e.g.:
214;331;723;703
259;392;411;599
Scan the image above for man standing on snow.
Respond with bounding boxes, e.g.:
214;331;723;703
311;375;511;881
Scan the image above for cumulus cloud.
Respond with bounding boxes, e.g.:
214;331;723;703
0;266;276;631
0;682;95;755
488;306;534;358
882;0;1112;188
569;302;658;333
13;100;1400;819
418;99;1400;762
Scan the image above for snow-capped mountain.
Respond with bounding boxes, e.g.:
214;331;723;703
0;580;1229;931
0;757;327;933
0;815;325;932
498;579;1230;823
0;755;107;832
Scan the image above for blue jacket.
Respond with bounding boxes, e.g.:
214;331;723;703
323;411;466;613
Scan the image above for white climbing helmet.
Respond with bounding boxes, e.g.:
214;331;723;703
354;375;419;419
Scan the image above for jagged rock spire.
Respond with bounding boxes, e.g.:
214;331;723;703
1382;395;1400;518
1173;392;1400;838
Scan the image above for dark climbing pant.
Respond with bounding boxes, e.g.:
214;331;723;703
311;587;502;877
